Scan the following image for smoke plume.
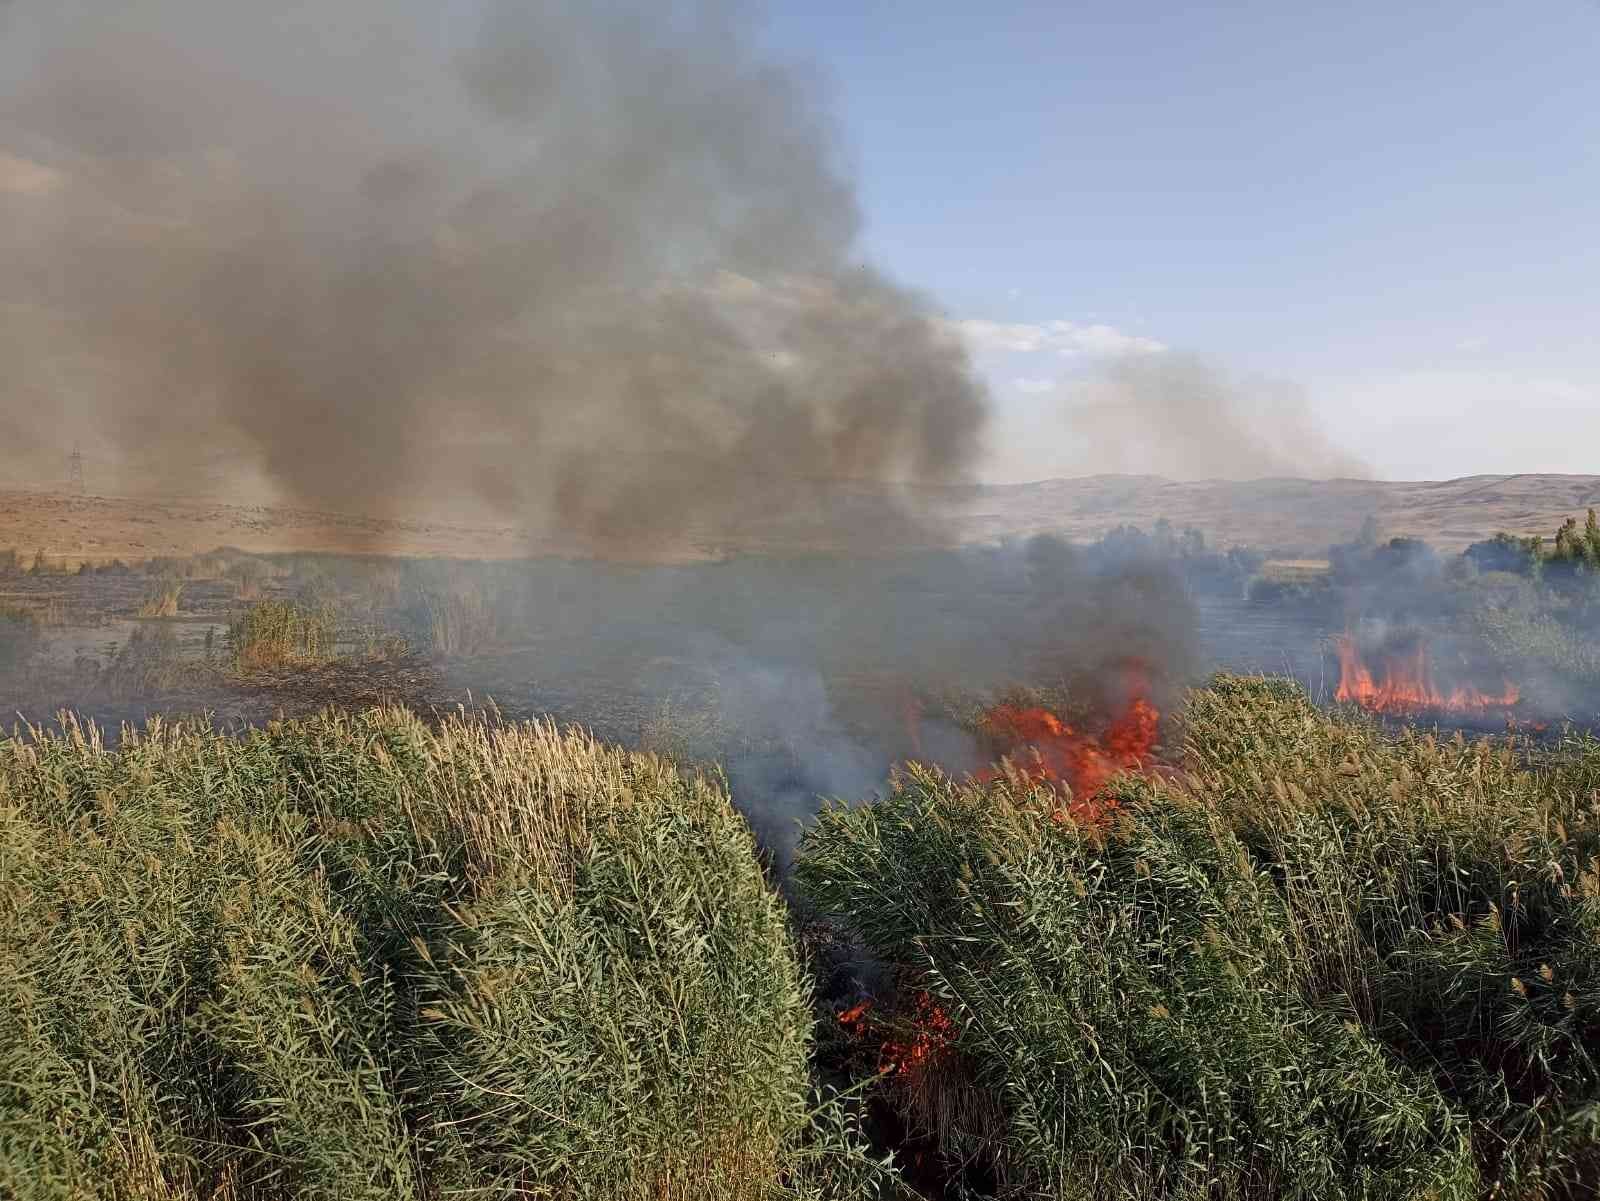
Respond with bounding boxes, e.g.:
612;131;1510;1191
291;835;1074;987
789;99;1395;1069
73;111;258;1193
0;0;987;550
1058;351;1367;481
2;2;1221;859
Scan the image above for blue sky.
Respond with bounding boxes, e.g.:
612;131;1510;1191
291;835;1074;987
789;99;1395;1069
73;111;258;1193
761;0;1599;481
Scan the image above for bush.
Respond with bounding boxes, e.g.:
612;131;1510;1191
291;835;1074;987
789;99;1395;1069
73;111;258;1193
0;707;852;1200
1467;605;1600;693
94;624;215;698
797;677;1600;1199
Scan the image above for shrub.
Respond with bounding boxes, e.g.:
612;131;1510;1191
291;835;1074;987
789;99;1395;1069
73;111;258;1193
1467;605;1600;693
0;707;850;1200
96;623;211;697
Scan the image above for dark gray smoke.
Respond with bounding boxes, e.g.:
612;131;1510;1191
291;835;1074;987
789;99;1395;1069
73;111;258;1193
1059;352;1367;481
1;2;1222;863
0;0;987;550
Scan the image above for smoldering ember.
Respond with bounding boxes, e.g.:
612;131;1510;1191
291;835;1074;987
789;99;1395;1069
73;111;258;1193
3;3;1598;1199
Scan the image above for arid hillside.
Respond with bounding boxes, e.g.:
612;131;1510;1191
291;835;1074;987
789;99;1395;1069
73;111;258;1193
2;473;1596;565
945;473;1600;554
0;490;530;566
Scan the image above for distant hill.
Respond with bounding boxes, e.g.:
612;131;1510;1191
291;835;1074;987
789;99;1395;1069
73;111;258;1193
2;474;1596;564
937;473;1600;554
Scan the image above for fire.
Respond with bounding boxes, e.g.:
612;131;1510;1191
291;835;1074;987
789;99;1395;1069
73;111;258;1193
837;999;873;1039
878;991;957;1078
839;991;957;1079
1334;634;1519;715
977;690;1159;822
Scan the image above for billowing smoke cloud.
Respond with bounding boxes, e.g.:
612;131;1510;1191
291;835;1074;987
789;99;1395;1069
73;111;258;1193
0;0;987;549
2;1;1223;864
1056;351;1367;481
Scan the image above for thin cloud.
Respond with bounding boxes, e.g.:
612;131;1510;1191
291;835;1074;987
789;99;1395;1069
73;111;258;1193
956;318;1166;357
1011;376;1056;394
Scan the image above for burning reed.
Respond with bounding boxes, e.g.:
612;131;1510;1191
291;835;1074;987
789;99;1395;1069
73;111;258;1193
799;676;1600;1199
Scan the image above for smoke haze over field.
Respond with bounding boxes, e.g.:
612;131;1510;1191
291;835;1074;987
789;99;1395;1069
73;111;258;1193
0;0;986;550
1053;352;1370;483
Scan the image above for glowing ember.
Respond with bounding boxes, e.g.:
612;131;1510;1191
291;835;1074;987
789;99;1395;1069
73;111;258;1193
837;999;873;1039
839;991;958;1078
1334;634;1519;715
977;690;1159;822
876;991;957;1079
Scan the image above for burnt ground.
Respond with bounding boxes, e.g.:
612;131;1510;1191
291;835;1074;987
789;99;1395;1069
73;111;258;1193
4;561;1591;758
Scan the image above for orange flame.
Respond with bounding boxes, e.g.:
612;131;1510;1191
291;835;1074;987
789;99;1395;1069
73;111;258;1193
876;991;957;1079
977;691;1159;822
837;999;873;1039
1334;634;1519;715
839;991;957;1079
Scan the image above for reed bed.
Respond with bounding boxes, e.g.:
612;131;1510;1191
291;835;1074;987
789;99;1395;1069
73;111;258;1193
226;599;336;672
797;675;1600;1200
0;601;41;675
0;706;875;1200
135;579;183;619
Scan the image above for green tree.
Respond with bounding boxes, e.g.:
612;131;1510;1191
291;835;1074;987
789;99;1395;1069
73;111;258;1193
1553;516;1581;563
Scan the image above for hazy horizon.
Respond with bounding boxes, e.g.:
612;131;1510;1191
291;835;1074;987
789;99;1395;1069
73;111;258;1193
768;0;1599;484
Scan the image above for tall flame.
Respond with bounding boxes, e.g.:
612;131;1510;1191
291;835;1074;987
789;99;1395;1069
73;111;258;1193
1334;634;1519;714
977;689;1159;822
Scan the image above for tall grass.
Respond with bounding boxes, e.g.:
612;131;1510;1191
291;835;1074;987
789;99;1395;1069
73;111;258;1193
796;676;1600;1199
1468;605;1600;692
1184;677;1600;1197
0;602;41;676
0;707;874;1199
97;624;213;698
227;599;336;672
135;579;183;618
417;585;496;657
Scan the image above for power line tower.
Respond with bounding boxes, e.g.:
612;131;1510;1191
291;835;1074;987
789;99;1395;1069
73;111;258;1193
68;444;85;496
